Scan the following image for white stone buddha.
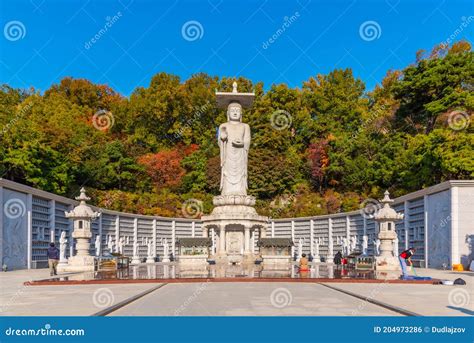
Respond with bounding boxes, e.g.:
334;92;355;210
218;101;250;196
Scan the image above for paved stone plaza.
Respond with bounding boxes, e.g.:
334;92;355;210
1;268;472;316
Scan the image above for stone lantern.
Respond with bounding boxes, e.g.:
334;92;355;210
374;190;403;273
58;188;100;272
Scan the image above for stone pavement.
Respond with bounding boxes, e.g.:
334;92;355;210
0;268;471;316
109;282;399;316
324;268;473;317
0;269;155;316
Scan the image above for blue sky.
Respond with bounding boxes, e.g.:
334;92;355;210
0;0;472;96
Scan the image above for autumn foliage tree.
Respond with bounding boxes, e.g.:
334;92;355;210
307;139;330;192
0;41;472;217
137;145;198;190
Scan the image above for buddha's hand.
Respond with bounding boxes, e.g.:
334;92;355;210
232;140;244;147
220;127;228;140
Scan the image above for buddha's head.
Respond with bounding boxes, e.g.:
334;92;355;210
227;102;242;122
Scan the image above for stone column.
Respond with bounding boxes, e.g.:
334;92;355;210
74;233;92;256
244;226;250;254
152;219;157;259
326;218;334;263
219;226;226;255
250;229;255;254
27;193;33;269
171;220;176;258
49;200;55;243
131;218;140;264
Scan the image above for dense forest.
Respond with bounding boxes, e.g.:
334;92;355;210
0;41;472;218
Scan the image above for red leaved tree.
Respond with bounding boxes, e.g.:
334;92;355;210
138;144;198;190
307;139;330;192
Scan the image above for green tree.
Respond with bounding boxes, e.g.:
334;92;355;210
392;41;474;133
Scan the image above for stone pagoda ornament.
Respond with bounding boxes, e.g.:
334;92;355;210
201;82;268;264
58;187;100;273
374;190;404;275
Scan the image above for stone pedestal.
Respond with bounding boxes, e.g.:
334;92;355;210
178;255;208;265
375;230;401;271
58;255;95;272
202;195;268;264
262;255;291;266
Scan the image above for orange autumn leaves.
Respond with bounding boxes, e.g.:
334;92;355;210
137;144;198;190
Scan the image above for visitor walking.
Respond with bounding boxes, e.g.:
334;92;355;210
334;251;342;266
47;242;60;276
399;247;416;279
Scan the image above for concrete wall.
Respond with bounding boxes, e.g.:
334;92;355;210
1;178;473;270
456;185;474;267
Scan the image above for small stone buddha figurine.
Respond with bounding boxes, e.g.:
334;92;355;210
218;95;251;196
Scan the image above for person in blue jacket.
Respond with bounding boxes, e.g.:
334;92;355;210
47;242;60;276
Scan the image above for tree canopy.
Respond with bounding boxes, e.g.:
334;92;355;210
0;41;472;218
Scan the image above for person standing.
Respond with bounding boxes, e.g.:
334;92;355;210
399;247;416;279
47;242;60;276
334;251;342;266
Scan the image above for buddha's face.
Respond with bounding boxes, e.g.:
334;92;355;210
228;104;242;121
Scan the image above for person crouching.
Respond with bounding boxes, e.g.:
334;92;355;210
399;247;416;279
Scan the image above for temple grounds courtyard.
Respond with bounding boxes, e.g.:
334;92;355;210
1;268;472;317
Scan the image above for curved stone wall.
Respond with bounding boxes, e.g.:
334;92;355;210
1;178;473;269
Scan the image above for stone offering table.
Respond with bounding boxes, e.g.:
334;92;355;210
177;237;212;265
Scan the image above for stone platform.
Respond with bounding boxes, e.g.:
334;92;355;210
2;268;470;316
201;195;268;265
24;263;441;286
